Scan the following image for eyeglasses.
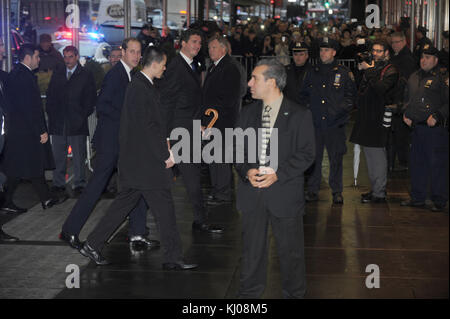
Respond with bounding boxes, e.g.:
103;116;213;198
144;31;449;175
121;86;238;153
391;40;404;44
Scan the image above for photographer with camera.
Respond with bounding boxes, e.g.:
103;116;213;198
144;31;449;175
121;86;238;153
350;40;399;203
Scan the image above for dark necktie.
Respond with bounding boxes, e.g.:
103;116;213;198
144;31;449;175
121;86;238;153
208;63;216;73
190;61;197;72
260;105;272;166
67;71;72;80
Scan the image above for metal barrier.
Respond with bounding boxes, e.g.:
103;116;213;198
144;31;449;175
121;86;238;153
231;55;357;80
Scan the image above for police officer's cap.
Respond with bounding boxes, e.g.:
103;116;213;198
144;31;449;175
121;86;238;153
422;44;439;57
292;42;309;53
417;26;428;35
319;37;338;50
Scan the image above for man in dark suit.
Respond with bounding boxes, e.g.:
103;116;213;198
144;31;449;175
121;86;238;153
0;37;19;242
0;44;61;214
234;59;315;298
60;38;157;250
78;47;198;270
202;35;241;205
46;45;97;197
158;29;223;234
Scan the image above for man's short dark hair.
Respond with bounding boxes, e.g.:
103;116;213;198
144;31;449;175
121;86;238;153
390;32;406;40
121;37;140;51
255;59;287;90
18;44;38;62
63;45;79;56
181;29;203;44
372;40;389;52
142;46;165;67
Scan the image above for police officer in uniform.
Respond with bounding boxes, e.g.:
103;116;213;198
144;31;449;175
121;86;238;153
300;38;357;204
283;42;312;105
414;26;433;64
438;31;449;74
401;45;449;212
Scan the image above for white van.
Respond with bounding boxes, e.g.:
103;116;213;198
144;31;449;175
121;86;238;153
96;0;147;44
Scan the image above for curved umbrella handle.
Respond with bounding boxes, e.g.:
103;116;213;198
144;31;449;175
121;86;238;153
205;108;219;128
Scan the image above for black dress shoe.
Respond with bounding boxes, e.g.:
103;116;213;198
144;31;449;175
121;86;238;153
128;235;160;248
332;193;344;205
0;228;19;242
361;195;387;203
400;199;425;208
79;242;109;265
42;198;59;209
192;222;224;234
305;192;319;202
361;192;372;199
0;203;27;214
430;203;445;212
162;261;199;271
59;231;82;250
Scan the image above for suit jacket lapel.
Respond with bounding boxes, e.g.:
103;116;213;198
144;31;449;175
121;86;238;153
117;61;130;84
272;97;289;134
178;54;201;85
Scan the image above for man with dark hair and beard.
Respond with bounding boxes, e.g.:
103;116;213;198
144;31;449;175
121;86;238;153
350;40;399;203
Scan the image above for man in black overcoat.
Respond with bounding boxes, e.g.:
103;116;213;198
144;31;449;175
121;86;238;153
158;29;223;234
0;37;19;241
201;35;241;205
60;38;157;250
0;44;61;214
46;45;97;196
78;47;198;270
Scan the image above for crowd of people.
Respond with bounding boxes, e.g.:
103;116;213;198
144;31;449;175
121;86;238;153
0;15;448;299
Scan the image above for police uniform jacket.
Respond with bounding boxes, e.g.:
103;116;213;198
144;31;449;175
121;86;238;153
404;65;449;126
300;60;356;130
283;61;312;105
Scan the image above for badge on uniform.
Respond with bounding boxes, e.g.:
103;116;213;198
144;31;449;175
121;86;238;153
425;79;433;88
424;44;430;50
334;73;341;87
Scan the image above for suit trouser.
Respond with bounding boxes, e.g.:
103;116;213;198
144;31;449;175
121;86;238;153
410;125;449;206
239;191;306;299
4;176;50;204
177;162;207;223
209;163;232;200
87;187;183;263
62;150;147;237
362;146;387;198
51;135;87;188
307;126;347;194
